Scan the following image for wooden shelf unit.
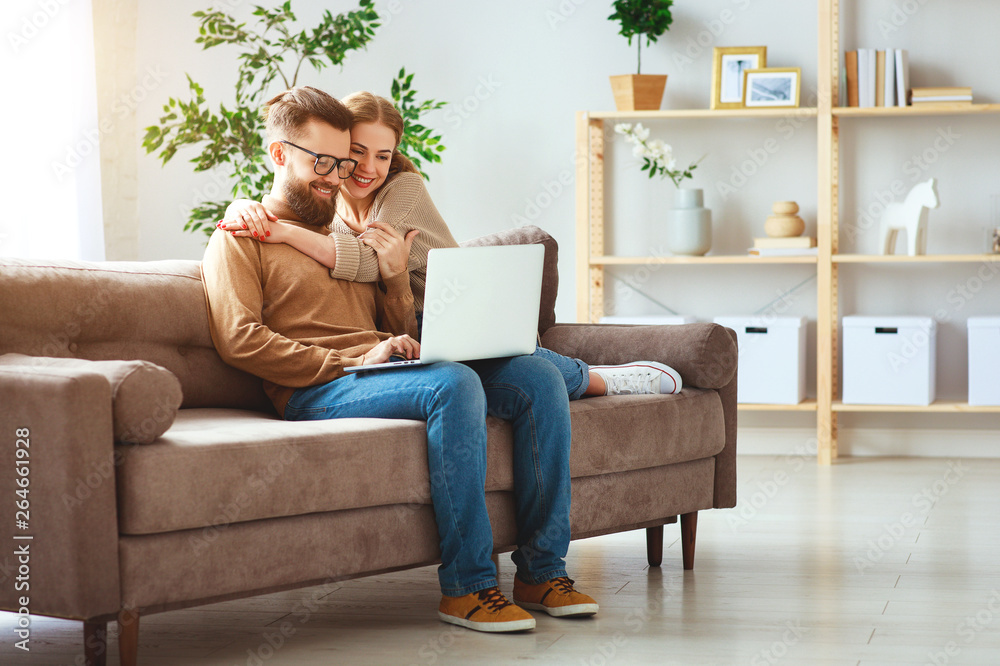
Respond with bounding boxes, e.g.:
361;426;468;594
740;400;819;412
833;401;1000;414
588;108;819;120
575;0;1000;464
834;103;1000;117
834;254;1000;263
590;255;818;265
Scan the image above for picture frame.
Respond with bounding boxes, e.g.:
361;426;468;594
742;67;801;108
711;46;767;110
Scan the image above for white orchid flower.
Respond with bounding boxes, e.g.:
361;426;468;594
616;123;701;187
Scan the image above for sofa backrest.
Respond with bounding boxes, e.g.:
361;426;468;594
0;226;560;409
459;225;559;336
0;258;273;412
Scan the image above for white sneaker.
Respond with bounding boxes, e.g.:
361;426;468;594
591;361;682;395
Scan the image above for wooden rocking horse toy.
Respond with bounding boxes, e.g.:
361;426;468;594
879;178;939;255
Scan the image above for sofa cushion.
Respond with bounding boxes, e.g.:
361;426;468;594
460;225;558;336
116;390;725;535
119;463;715;611
0;354;182;444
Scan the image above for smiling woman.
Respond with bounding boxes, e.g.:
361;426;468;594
0;0;105;260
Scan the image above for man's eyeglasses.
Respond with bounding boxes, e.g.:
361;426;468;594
280;140;358;178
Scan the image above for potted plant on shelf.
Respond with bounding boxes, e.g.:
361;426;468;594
615;122;710;255
608;0;673;111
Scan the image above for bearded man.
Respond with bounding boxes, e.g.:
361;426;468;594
199;86;597;633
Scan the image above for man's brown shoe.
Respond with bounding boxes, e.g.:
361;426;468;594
439;586;536;633
513;576;599;617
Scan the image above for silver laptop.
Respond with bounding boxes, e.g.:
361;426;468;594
344;244;544;372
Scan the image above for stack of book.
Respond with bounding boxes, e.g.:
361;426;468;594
748;237;818;257
911;87;973;104
844;48;909;107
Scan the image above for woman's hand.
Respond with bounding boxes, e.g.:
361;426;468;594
362;335;420;365
224;220;290;244
218;199;278;240
358;220;420;279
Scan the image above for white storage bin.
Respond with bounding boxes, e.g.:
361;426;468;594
599;315;696;325
842;316;936;405
968;317;1000;406
713;316;806;404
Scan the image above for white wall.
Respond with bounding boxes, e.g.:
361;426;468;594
131;0;1000;448
135;0;826;318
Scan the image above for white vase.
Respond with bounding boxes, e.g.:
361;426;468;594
666;188;712;256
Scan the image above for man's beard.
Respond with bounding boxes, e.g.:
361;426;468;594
283;173;337;228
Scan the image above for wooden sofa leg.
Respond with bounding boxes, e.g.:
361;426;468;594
83;620;107;666
681;511;698;570
118;608;140;666
646;524;664;567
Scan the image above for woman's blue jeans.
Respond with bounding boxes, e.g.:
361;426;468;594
531;345;590;400
284;355;573;597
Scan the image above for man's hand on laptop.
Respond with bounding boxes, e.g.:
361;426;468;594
359;220;419;279
362;335;420;365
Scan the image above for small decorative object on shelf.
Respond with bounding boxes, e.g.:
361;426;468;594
711;46;766;110
750;201;815;256
607;0;673;111
743;68;801;108
992;194;1000;254
666;189;712;256
911;86;973;104
991;194;1000;253
615;122;710;255
844;48;909;108
879;178;940;255
764;201;806;237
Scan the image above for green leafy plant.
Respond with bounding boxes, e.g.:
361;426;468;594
608;0;674;75
391;68;446;176
143;1;446;237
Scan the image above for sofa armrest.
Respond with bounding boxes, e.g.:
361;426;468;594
541;322;738;509
540;322;737;389
0;366;121;619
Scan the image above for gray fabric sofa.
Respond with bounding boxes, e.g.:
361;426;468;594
0;225;738;666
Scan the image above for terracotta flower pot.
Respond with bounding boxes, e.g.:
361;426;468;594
609;74;667;111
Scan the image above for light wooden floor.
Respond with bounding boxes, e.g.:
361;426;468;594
5;455;1000;665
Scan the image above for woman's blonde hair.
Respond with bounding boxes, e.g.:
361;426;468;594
342;91;419;176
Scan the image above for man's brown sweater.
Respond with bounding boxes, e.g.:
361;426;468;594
201;195;418;416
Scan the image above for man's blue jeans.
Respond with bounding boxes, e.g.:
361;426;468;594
284;355;573;597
